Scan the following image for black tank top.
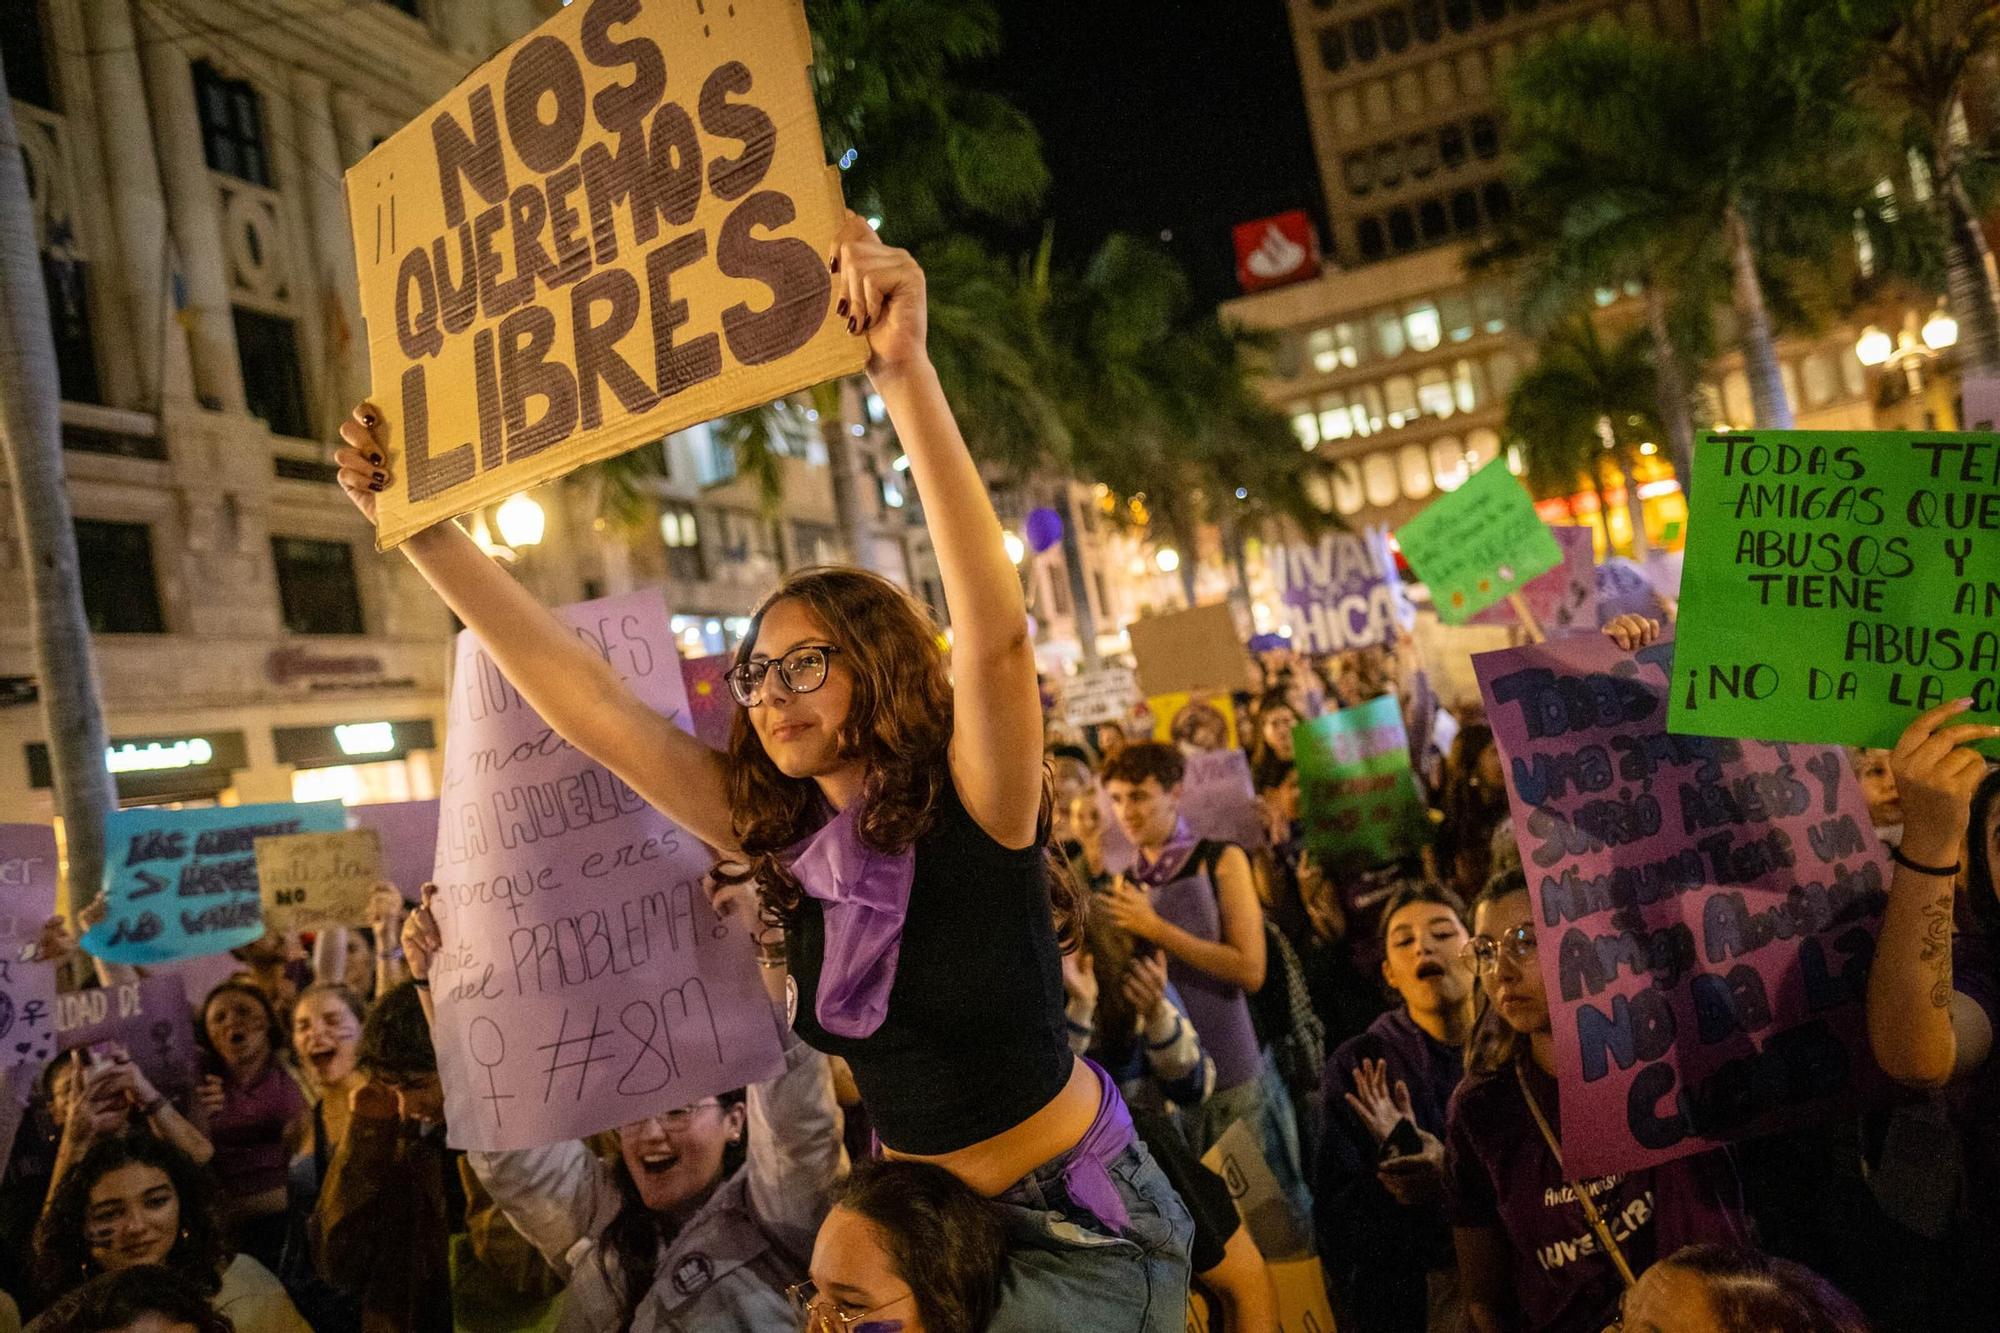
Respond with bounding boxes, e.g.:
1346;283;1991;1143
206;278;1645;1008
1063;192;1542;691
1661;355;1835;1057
784;780;1069;1154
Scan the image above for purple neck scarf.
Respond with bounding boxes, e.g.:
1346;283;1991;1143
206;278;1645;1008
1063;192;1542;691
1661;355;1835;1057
789;802;916;1039
1131;816;1200;888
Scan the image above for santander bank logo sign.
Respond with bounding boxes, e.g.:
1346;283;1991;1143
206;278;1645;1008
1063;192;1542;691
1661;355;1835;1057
1232;210;1319;292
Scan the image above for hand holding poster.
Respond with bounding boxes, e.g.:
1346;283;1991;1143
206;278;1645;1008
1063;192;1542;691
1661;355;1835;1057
1469;525;1597;636
1395;460;1563;624
347;0;869;549
254;830;384;933
1274;529;1409;653
430;589;783;1150
1669;430;2000;753
83;803;347;965
1475;632;1888;1176
55;975;200;1102
1293;695;1430;872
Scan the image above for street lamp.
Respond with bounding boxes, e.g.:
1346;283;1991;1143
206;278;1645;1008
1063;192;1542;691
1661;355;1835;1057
1155;548;1181;574
1856;301;1959;396
495;493;546;549
1003;531;1026;566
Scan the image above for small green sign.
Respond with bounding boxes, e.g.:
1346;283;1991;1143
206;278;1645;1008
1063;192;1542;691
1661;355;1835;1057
1669;430;2000;753
1294;695;1432;873
1395;459;1563;624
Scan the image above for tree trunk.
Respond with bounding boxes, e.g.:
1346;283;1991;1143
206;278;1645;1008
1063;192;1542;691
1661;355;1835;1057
1588;465;1618;555
1052;482;1100;670
1642;281;1698;495
1613;452;1651;560
0;78;113;907
1723;203;1794;428
816;377;874;570
1940;168;2000;379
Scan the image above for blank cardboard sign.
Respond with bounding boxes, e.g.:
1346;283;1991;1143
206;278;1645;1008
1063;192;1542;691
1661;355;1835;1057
1128;604;1253;698
347;0;869;549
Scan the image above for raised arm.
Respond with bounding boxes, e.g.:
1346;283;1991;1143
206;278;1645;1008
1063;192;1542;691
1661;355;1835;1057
832;216;1042;849
333;409;736;853
1866;700;1999;1087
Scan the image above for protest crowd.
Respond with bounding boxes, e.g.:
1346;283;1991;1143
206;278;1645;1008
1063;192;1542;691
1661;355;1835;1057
5;116;2000;1333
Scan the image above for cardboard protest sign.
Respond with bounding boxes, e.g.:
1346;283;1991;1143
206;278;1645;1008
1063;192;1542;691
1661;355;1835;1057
1470;525;1597;636
83;803;346;965
1269;1259;1339;1333
1395;459;1563;624
1670;430;2000;754
1128;604;1254;698
680;653;737;751
1476;632;1890;1177
55;975;200;1102
1063;666;1144;729
254;830;384;933
348;800;441;901
0;825;59;946
1275;528;1409;653
1293;695;1431;873
347;0;869;549
1099;747;1267;876
1201;1115;1313;1262
430;588;783;1150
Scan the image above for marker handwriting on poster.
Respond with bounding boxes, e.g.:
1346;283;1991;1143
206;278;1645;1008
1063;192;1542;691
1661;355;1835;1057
347;0;867;548
1292;695;1431;873
431;588;782;1151
254;830;384;933
55;975;200;1101
1476;632;1889;1176
0;825;59;946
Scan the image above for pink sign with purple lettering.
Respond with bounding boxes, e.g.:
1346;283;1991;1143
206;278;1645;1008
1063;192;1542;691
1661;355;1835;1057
430;589;784;1151
1469;525;1596;635
1474;632;1889;1177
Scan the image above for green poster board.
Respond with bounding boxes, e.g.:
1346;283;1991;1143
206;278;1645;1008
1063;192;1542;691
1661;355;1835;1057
1395;459;1563;624
1669;430;2000;753
1294;695;1432;872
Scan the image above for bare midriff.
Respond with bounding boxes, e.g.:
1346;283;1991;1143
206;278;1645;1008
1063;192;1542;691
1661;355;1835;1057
882;1054;1101;1197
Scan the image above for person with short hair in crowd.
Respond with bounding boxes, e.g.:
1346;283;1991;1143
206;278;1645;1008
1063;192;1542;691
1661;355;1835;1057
1437;725;1506;903
1617;1243;1871;1333
330;215;1192;1327
31;1135;308;1332
1446;872;1747;1333
192;981;306;1274
1315;882;1471;1333
30;1265;237;1333
802;1159;1009;1333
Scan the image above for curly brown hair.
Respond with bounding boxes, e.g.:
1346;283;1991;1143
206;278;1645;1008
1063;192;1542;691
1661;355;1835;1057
722;567;1079;948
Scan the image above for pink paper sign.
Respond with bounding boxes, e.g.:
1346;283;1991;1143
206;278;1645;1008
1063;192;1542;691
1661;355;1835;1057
0;825;58;945
430;589;784;1151
1469;525;1596;635
348;800;441;901
1474;632;1889;1177
54;975;199;1100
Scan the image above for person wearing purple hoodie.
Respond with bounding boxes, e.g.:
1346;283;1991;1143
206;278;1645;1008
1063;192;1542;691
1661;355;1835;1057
1314;882;1473;1333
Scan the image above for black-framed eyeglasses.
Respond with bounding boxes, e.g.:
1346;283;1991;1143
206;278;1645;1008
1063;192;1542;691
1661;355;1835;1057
728;645;840;707
786;1280;915;1332
1460;923;1536;974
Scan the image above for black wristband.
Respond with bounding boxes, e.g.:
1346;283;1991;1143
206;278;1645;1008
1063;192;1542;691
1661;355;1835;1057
411;976;430;990
1891;845;1961;878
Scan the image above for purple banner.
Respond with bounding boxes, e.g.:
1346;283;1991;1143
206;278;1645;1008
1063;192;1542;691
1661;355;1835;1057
1475;633;1889;1177
348;800;441;901
430;589;784;1151
55;975;199;1102
1274;530;1408;654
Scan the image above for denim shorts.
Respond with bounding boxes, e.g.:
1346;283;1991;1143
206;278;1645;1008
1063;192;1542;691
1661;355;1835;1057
987;1136;1196;1333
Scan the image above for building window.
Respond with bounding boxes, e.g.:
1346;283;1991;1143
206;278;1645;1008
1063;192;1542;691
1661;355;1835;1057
1398;444;1434;499
1445;0;1475;30
1343;153;1373;197
694;426;737;485
1373;308;1406;359
1453;357;1485;411
1418;198;1450;242
233;308;310;438
1478;0;1508;19
1475;283;1510;334
1384;375;1418;428
1426;59;1457;107
1482;181;1515;223
1373;141;1404;189
1470;116;1500;160
45;254;101;405
1413;0;1443;42
1357;217;1387;261
1333;89;1364;137
192;62;271;187
1350;16;1379;61
793;522;840;567
1363;453;1400;508
1407;133;1440;180
75;520;166;633
1430;437;1470;491
1381;8;1411;53
1318;393;1354;442
1440;293;1475;343
272;537;364;635
1417;367;1456;418
2;0;55;110
1291;408;1320;449
1439;123;1468;170
1318;24;1349;72
383;0;422;15
1387;208;1417;252
1331;460;1366;515
1404;301;1443;352
661;505;706;582
1450;189;1481;233
1487;349;1522;398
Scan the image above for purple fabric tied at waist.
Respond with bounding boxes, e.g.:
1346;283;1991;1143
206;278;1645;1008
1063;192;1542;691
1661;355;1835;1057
1000;1059;1137;1236
790;802;917;1039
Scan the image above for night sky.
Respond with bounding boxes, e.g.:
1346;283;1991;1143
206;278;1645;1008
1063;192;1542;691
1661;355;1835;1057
977;0;1324;305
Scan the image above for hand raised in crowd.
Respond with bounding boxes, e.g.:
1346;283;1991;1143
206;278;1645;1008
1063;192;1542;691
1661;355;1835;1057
1059;949;1099;1016
1347;1059;1446;1206
1891;698;2000;868
1603;613;1662;651
1099;876;1165;943
1121;950;1170;1024
194;1073;227;1118
1375;1132;1447;1207
62;1054;128;1146
832;211;927;381
332;402;390;525
1345;1058;1416;1147
349;1078;402;1122
368;883;407;941
32;913;75;965
402;882;443;981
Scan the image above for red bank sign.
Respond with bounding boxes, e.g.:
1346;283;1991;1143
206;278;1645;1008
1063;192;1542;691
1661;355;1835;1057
1232;210;1318;293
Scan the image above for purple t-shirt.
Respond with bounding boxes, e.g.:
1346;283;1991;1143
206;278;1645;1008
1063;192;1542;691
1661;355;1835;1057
1445;1061;1747;1333
1950;932;2000;1221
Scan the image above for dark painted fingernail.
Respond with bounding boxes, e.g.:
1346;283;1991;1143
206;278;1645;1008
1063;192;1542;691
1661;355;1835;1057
861;315;873;331
847;316;858;333
831;255;841;274
360;411;377;426
369;452;383;466
372;470;387;484
369;480;385;493
837;298;849;316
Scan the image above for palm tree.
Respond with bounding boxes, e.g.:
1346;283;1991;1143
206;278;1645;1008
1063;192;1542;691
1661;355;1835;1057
1501;1;1889;446
0;72;113;905
1856;0;2000;376
1504;318;1661;557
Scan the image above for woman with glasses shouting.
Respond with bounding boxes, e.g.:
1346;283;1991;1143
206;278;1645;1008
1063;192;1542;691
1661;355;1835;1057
336;213;1191;1329
1443;871;1747;1333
